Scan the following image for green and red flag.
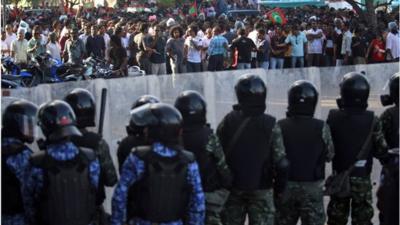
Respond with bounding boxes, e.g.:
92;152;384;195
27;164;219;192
188;1;197;17
266;8;287;25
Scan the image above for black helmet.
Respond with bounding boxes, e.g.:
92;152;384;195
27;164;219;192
381;73;399;106
129;103;182;145
337;72;370;109
2;99;38;143
235;74;266;107
64;88;96;128
131;95;160;110
37;100;81;142
174;90;206;126
126;95;160;136
287;80;318;117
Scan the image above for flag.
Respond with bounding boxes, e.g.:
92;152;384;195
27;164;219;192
189;1;197;17
267;8;287;25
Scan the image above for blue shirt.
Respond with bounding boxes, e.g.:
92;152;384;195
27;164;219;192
2;137;32;225
285;33;307;57
111;142;205;225
23;141;100;225
208;35;228;56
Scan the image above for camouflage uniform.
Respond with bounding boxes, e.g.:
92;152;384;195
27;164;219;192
205;133;231;225
276;123;335;225
327;116;388;225
220;124;287;225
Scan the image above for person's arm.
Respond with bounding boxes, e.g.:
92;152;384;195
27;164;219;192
97;140;118;186
186;161;206;225
23;165;44;225
372;117;389;164
184;40;189;61
207;133;232;188
111;154;144;225
271;124;289;196
386;35;393;60
10;41;16;57
27;40;37;53
366;41;373;60
322;123;335;162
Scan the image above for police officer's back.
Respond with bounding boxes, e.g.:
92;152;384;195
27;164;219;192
2;100;38;225
24;100;101;225
175;90;231;225
217;74;289;225
275;81;334;225
326;72;388;225
111;103;205;225
377;73;399;225
65;88;117;206
116;95;160;169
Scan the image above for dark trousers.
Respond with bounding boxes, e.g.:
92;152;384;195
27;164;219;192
208;54;224;71
186;61;202;73
307;54;322;67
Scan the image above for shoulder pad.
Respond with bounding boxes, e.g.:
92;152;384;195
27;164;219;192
30;151;47;168
80;147;97;161
264;114;277;126
180;149;195;163
365;110;375;118
132;145;153;159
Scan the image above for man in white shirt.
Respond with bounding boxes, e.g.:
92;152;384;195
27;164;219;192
202;28;213;71
184;25;203;73
79;24;91;47
340;22;352;65
306;20;324;67
4;25;17;55
386;22;400;61
11;29;28;65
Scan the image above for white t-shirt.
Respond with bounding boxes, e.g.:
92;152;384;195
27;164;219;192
11;39;28;63
79;34;89;46
1;40;9;56
202;37;212;60
103;33;111;60
46;42;61;61
185;36;203;63
306;28;324;54
386;32;400;59
5;32;17;50
121;34;130;57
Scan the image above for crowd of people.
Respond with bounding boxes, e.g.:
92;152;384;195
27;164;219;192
2;70;399;225
1;3;399;77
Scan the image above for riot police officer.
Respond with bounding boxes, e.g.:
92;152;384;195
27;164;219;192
217;74;289;225
275;81;335;225
2;100;38;225
326;72;388;225
111;103;205;225
64;88;117;210
377;73;399;225
116;94;160;169
24;100;101;225
175;90;231;225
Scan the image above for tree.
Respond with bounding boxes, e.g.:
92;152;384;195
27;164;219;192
65;0;80;9
344;0;394;33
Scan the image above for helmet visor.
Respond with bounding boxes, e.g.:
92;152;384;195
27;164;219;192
18;114;38;140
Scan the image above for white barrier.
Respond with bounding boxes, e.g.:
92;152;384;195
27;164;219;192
2;62;399;216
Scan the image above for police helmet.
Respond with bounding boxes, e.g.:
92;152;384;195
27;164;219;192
38;100;81;142
287;80;318;117
126;95;161;136
337;72;370;109
131;95;160;110
64;88;96;128
381;73;399;106
2;99;38;143
174;90;206;126
129;103;182;145
235;74;267;107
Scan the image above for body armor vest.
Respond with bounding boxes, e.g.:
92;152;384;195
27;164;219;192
1;143;25;215
223;111;276;190
128;146;194;222
30;149;97;225
279;117;325;181
182;125;221;192
327;109;375;177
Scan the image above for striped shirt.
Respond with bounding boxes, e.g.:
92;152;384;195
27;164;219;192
208;35;228;56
